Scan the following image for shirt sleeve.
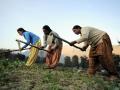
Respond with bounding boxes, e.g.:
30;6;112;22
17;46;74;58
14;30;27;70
51;32;60;49
43;35;47;48
51;38;59;49
82;41;89;49
22;32;31;48
76;28;89;44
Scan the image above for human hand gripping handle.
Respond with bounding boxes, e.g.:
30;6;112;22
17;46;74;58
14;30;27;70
69;41;85;51
69;41;77;46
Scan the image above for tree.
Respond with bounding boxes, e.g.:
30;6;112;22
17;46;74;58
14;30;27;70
112;53;120;71
64;56;72;67
71;55;79;68
80;56;88;69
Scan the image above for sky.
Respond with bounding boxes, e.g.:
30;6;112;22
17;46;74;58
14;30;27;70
0;0;120;49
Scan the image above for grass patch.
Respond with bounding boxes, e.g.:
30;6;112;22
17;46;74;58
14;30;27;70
0;59;120;90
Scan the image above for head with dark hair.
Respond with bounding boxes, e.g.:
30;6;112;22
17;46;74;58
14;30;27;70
73;25;81;29
72;25;81;35
17;28;26;36
42;25;52;35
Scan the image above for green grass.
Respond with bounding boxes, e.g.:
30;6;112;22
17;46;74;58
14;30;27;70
0;59;120;90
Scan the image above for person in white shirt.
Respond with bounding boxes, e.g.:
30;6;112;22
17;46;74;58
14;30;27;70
41;25;63;69
70;25;118;80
